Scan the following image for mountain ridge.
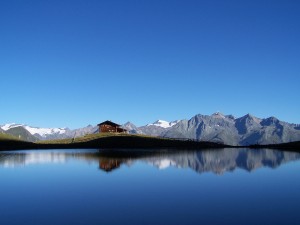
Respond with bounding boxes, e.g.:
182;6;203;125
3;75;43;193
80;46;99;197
124;113;300;146
2;113;300;145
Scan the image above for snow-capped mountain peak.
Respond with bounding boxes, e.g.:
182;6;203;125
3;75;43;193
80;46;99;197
212;112;225;118
0;123;67;138
147;120;179;129
24;126;67;136
169;120;181;127
1;123;24;131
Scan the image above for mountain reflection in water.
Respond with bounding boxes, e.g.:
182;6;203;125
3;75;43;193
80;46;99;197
1;148;300;174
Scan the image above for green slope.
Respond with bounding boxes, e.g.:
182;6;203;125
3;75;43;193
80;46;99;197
0;132;20;141
5;127;39;142
36;133;228;149
0;132;32;150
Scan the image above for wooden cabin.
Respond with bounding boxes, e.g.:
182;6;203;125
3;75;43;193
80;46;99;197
97;120;127;133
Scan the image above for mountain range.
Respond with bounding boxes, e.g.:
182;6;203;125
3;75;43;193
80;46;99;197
1;113;300;146
0;123;98;142
123;113;300;146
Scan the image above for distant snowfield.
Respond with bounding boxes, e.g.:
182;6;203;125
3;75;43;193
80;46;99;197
24;126;66;136
1;123;23;131
1;123;67;137
146;120;180;128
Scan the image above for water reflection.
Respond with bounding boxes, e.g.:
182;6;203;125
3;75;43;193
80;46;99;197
1;148;300;174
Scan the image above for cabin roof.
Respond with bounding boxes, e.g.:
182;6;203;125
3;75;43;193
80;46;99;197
97;120;121;127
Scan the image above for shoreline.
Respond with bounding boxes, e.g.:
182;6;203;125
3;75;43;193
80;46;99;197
1;134;300;152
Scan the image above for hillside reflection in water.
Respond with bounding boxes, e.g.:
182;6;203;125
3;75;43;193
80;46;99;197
1;148;299;174
2;148;300;225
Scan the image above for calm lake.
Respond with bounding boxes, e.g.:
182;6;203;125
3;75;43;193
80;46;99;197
1;148;300;225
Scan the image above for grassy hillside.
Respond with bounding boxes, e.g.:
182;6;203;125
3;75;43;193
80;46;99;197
5;126;39;142
0;132;20;141
35;133;227;149
37;132;118;144
0;133;228;151
37;133;156;144
1;131;300;152
0;132;32;150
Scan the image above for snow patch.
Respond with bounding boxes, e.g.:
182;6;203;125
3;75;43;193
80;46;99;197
212;112;225;118
1;123;23;131
24;126;66;136
1;123;67;137
147;120;180;129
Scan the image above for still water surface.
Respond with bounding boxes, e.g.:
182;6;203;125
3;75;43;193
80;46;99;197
1;148;300;225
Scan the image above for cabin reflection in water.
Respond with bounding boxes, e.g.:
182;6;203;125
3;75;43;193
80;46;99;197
99;158;122;172
1;148;300;174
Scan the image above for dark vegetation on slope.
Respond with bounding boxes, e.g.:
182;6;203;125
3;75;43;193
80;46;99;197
250;141;300;151
0;133;228;151
1;132;300;152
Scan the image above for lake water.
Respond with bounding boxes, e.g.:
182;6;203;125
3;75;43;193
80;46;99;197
1;148;300;225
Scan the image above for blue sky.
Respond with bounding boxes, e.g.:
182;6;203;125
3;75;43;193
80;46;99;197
1;0;299;128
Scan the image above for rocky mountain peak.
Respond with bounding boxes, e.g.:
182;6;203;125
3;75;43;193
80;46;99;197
212;112;225;118
260;116;280;126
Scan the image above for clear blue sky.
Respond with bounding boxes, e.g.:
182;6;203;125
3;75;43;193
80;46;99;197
1;0;299;128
